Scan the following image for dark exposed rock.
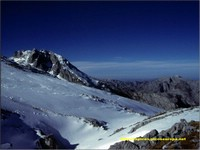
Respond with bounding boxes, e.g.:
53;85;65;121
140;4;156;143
83;118;108;130
59;69;73;81
36;134;58;149
34;126;78;149
1;109;12;120
162;119;196;138
109;141;139;149
27;49;39;63
100;76;199;110
109;127;126;136
27;50;52;71
133;129;159;149
159;82;170;93
50;54;61;75
143;129;158;138
109;119;199;150
9;49;95;86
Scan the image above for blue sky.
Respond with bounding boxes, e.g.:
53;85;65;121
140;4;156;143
2;1;199;80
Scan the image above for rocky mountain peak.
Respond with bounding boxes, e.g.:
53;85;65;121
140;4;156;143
10;49;96;86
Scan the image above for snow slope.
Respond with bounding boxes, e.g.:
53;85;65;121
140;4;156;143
1;61;162;149
1;61;199;149
105;106;199;149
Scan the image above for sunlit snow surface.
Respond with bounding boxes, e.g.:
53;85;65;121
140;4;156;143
1;62;199;149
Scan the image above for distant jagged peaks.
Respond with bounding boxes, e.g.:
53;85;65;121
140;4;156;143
99;75;199;110
10;48;96;86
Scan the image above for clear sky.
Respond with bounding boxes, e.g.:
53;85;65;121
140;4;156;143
2;1;199;80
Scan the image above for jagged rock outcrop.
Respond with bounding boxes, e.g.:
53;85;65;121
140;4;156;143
36;134;59;149
83;118;108;130
159;119;195;138
109;119;199;149
9;49;95;86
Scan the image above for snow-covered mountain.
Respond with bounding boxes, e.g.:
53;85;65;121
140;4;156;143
1;57;162;149
9;49;97;86
1;50;199;149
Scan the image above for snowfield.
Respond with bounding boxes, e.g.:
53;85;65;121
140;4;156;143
1;61;199;149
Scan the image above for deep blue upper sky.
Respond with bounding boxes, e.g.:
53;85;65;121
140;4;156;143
1;1;199;79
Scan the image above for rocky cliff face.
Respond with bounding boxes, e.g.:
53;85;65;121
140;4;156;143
10;49;96;86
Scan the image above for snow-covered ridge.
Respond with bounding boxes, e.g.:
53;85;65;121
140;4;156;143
9;50;32;65
9;49;97;86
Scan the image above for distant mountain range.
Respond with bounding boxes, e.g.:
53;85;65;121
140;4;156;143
5;49;199;110
99;76;199;110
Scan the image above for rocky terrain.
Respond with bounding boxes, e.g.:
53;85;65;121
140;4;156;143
109;119;199;149
100;76;199;110
9;49;96;86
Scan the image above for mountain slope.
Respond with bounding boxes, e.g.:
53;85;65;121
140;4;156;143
9;49;199;110
1;59;162;149
1;54;199;149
